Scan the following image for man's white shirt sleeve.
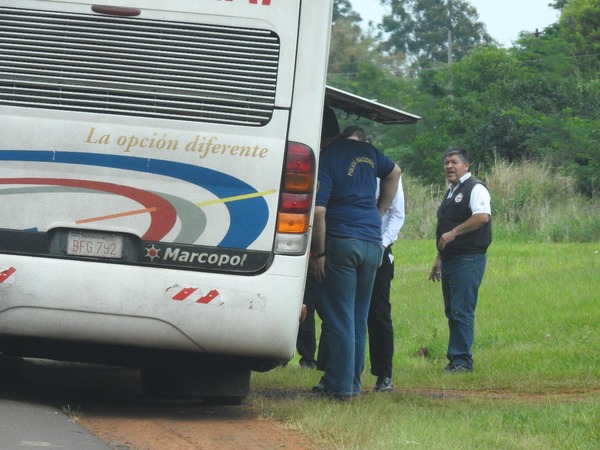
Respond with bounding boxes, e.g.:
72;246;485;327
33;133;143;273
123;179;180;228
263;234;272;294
380;178;405;248
470;184;491;215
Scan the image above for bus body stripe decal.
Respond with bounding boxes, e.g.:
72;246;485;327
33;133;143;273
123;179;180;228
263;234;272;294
0;178;176;241
0;267;16;283
76;207;158;224
196;289;220;304
172;287;198;301
0;151;270;248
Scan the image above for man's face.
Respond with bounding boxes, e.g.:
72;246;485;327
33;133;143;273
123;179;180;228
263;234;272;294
444;154;470;184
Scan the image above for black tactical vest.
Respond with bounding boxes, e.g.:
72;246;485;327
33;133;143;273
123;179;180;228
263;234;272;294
436;176;492;260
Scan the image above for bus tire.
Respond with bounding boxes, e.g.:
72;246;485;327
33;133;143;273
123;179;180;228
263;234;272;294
202;395;244;406
140;368;185;398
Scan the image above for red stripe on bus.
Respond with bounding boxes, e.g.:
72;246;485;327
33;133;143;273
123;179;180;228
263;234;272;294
0;178;177;241
196;289;219;304
0;267;16;283
172;287;198;301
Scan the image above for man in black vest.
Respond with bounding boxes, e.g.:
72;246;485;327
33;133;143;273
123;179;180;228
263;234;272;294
429;147;492;372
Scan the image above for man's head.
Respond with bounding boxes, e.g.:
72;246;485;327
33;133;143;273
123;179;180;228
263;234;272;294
320;106;340;148
342;125;368;142
443;147;471;184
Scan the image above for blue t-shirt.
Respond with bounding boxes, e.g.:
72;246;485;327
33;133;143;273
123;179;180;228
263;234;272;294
315;138;395;244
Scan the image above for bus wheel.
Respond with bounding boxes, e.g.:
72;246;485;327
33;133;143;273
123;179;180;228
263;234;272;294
141;366;250;404
185;368;250;405
202;395;244;406
140;368;185;398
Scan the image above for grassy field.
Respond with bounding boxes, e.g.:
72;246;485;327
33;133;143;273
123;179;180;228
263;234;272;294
249;240;599;449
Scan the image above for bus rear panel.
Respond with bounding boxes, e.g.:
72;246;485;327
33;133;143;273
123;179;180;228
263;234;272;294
0;0;333;398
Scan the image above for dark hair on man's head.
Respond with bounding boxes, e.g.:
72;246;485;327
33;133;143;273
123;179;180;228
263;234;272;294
342;125;368;142
443;147;471;164
321;106;340;139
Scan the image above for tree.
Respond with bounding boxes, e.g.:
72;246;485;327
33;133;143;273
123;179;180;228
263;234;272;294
325;0;599;196
549;0;570;10
558;0;600;79
333;0;362;24
415;6;599;194
379;0;493;73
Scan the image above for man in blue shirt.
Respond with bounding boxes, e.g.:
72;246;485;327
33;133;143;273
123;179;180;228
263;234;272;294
308;107;401;399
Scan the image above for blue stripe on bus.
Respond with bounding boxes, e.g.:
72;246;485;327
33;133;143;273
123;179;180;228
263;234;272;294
0;150;269;248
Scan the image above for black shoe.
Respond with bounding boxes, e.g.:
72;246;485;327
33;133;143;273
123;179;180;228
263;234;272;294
311;383;325;393
374;376;393;392
299;359;316;370
312;377;325;393
444;364;473;373
326;393;352;402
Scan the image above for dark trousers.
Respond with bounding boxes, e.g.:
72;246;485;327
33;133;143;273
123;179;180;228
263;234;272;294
296;275;319;365
298;245;395;376
441;253;486;369
367;244;395;378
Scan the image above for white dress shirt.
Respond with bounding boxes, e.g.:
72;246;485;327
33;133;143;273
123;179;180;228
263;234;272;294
377;177;405;248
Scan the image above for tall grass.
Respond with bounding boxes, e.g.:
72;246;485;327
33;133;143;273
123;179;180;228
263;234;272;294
400;159;600;242
250;241;599;449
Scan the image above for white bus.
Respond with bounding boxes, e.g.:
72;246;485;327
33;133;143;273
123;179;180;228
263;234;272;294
0;0;336;402
0;0;419;403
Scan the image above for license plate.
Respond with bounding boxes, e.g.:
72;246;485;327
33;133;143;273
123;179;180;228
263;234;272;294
67;231;123;258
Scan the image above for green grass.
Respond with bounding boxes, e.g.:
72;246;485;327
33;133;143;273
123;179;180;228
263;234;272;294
248;240;600;449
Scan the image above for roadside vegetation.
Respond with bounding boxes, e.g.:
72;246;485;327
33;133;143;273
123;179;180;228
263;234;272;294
249;160;599;449
401;158;600;243
328;0;600;199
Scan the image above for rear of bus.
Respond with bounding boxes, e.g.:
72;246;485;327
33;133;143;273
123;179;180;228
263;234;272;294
0;0;333;401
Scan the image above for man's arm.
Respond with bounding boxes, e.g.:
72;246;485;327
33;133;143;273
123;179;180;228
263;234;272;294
437;213;490;251
377;164;401;217
381;179;405;247
309;206;327;282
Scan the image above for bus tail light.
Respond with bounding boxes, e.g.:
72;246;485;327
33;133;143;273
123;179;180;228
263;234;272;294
281;193;311;213
277;213;310;234
275;142;315;255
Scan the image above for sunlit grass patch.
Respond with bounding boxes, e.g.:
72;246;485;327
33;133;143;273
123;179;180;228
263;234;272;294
250;241;599;449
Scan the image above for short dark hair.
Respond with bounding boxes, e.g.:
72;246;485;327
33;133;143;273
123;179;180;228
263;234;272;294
443;147;471;164
321;106;340;139
342;125;368;142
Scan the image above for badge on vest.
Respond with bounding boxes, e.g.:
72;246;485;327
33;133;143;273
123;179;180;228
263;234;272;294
455;193;464;203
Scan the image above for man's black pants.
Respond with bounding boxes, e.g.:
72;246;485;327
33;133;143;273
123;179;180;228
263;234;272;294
367;245;395;378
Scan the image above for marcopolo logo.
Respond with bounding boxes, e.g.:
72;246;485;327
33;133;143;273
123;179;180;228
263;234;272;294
146;245;248;268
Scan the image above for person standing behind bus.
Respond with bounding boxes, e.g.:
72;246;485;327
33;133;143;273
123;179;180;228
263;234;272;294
429;147;492;372
295;119;342;370
309;107;401;399
342;126;405;393
296;275;319;369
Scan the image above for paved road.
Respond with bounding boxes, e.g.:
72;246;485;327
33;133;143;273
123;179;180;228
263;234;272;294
0;356;111;449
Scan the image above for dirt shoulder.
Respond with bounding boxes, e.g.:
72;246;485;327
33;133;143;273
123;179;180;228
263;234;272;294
78;386;600;450
10;359;318;450
78;401;317;450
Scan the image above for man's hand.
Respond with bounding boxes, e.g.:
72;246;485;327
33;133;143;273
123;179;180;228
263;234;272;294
437;230;455;251
429;254;441;282
309;255;326;282
437;213;490;251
